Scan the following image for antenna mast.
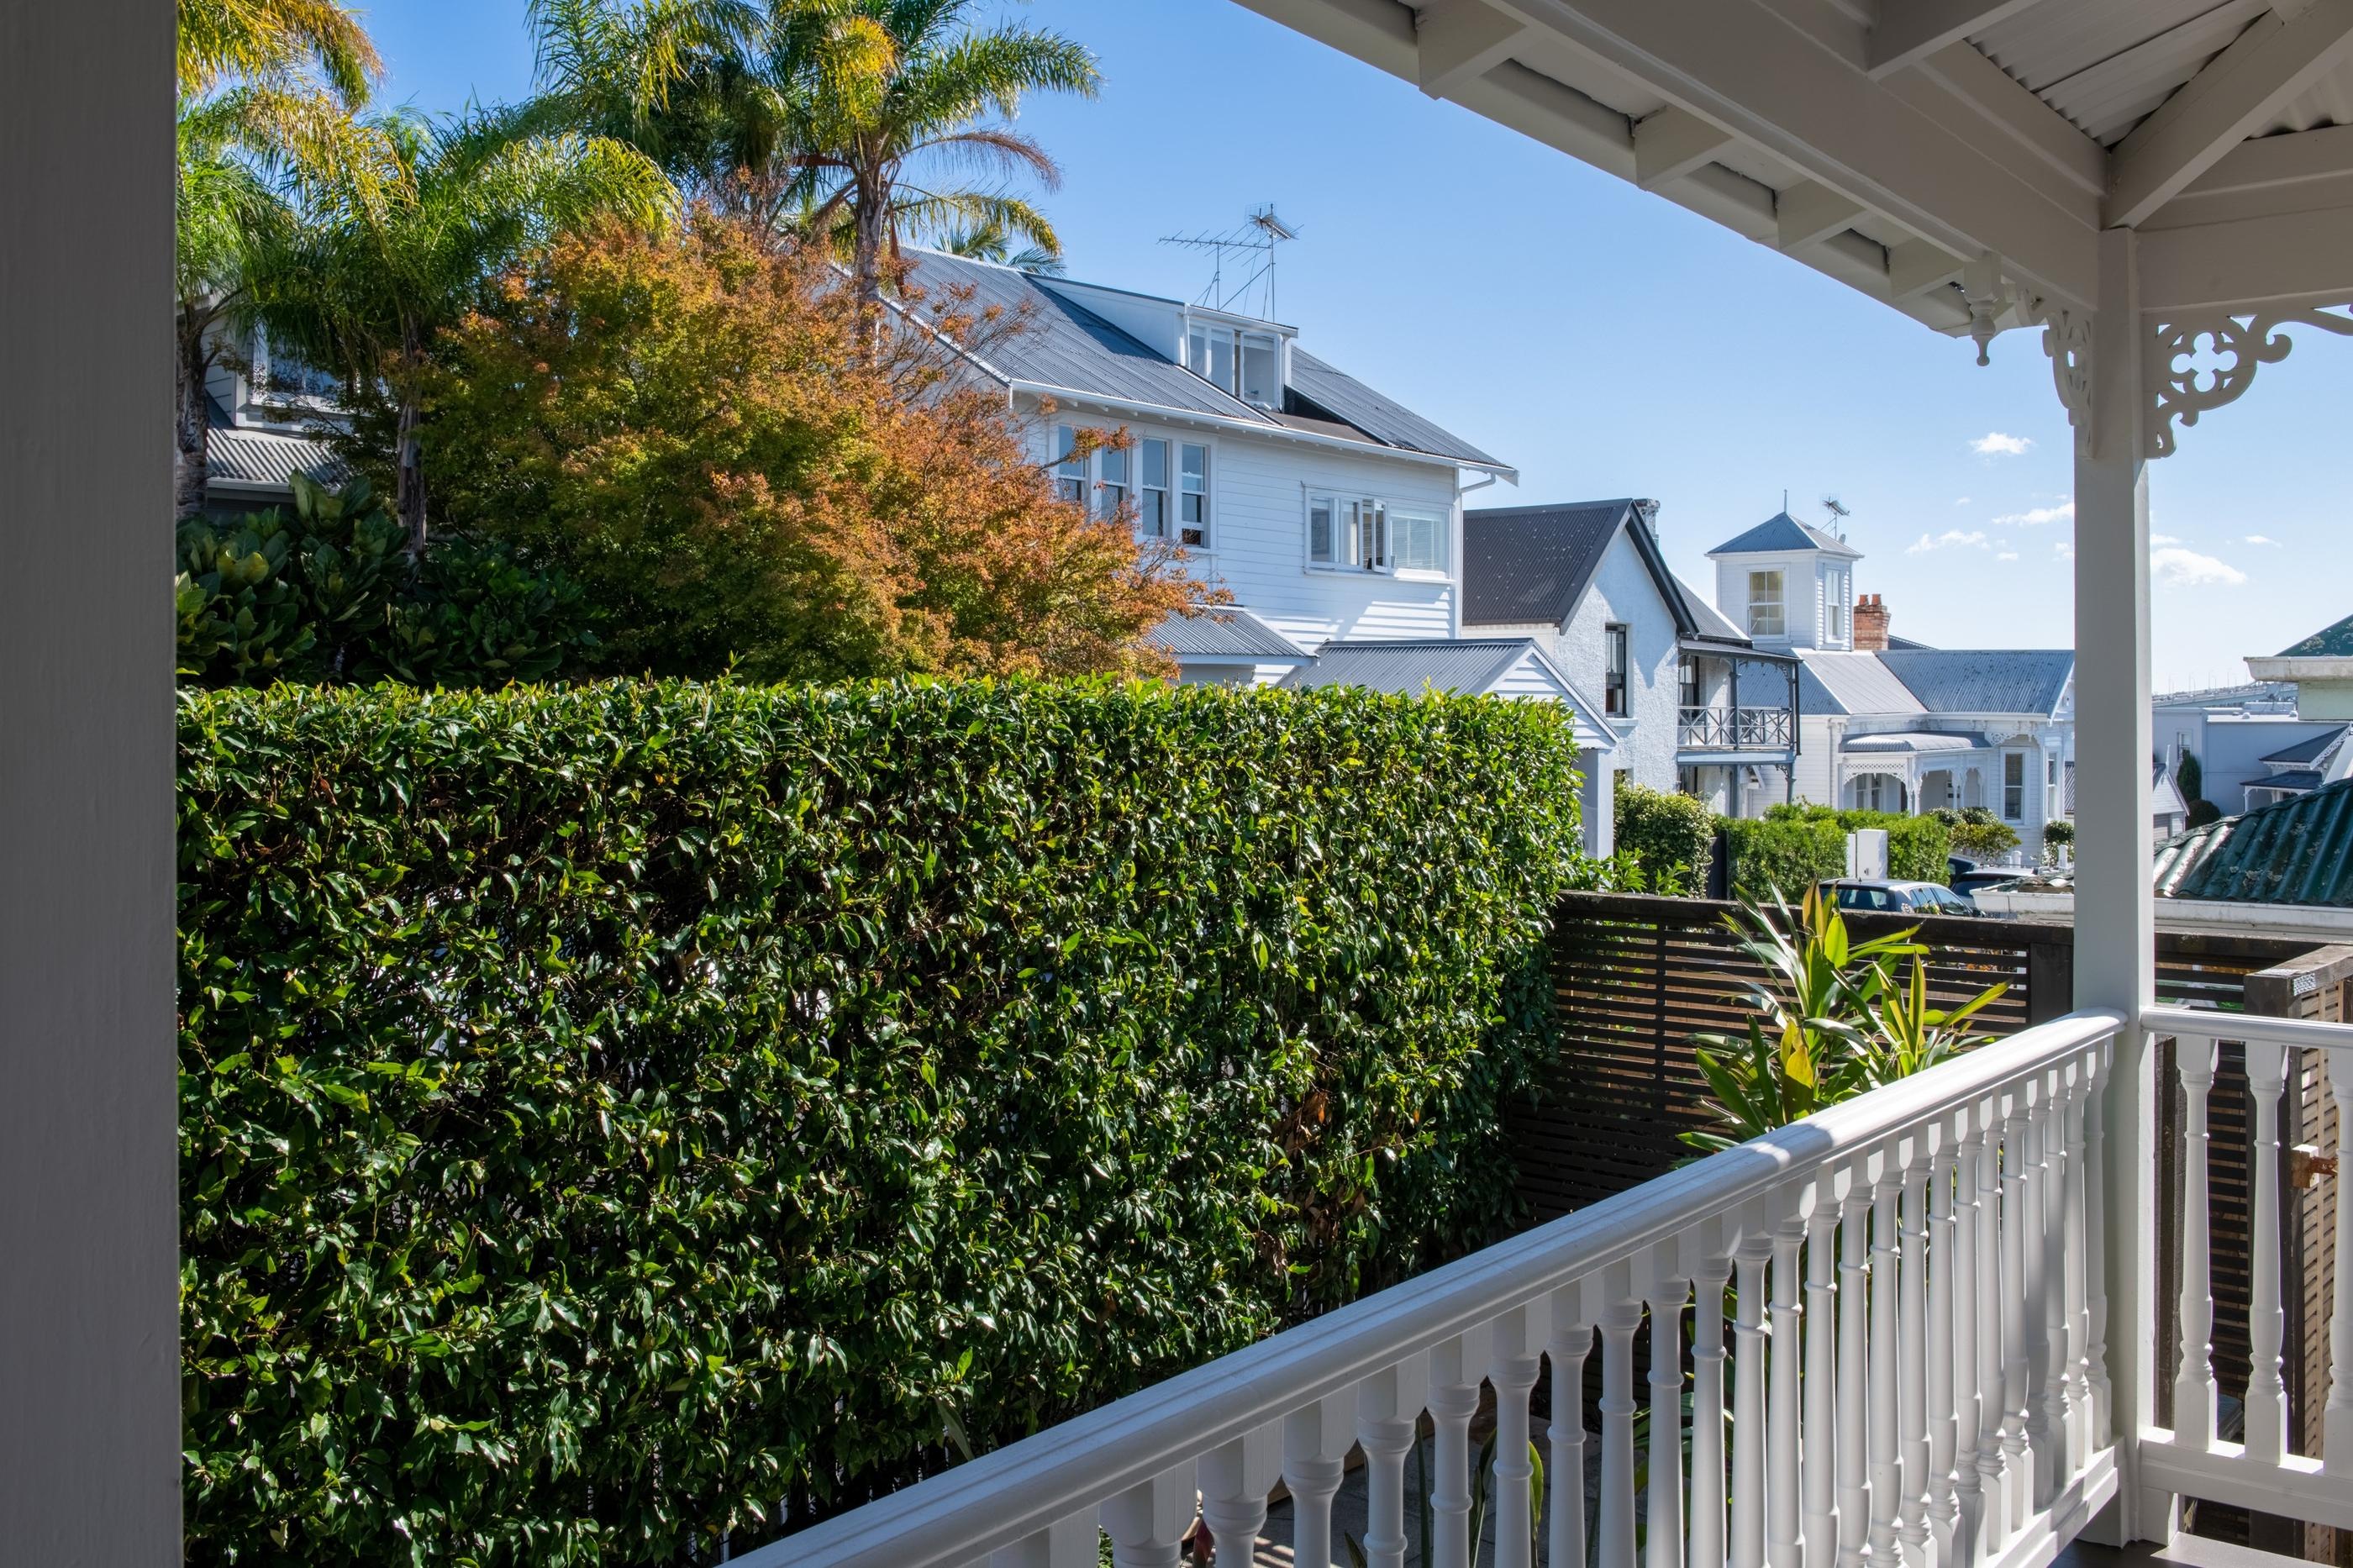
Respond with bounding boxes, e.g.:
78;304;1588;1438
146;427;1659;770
1158;205;1298;318
1821;493;1852;542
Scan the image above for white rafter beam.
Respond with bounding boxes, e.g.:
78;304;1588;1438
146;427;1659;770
1414;0;1529;95
1634;106;1734;189
1867;0;2051;81
1776;179;1870;250
2139;196;2353;311
2105;0;2353;229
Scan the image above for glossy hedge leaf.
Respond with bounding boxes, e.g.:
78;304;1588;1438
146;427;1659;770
177;676;1586;1564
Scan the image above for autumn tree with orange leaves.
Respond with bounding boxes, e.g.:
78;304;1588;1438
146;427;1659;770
403;217;1208;681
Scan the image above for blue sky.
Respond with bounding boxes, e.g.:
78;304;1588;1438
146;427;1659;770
363;0;2352;690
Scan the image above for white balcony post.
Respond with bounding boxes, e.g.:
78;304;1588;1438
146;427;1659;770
1430;1323;1492;1568
1197;1420;1281;1567
1355;1353;1431;1568
2071;225;2165;1546
1103;1464;1197;1568
1550;1286;1597;1568
1492;1300;1550;1568
1282;1393;1353;1568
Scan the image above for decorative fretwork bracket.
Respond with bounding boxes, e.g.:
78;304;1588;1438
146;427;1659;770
2145;306;2353;458
2029;297;2093;458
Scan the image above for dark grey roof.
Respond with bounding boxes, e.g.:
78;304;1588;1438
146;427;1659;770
1877;648;2073;714
2278;612;2353;658
1281;639;1546;696
1706;511;1864;559
895;250;1508;470
2254;770;2326;792
1461;500;1638;627
2261;725;2349;766
1146;607;1305;663
1284;348;1506;468
905;250;1270;424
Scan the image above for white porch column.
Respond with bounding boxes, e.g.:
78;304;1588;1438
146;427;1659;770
2069;229;2166;1545
1582;760;1616;859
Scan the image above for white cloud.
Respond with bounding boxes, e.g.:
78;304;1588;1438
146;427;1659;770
1908;529;1990;554
1993;502;2074;527
1971;432;2034;456
2055;540;2075;561
1997;551;2019;562
2244;534;2281;545
2151;546;2247;587
1954;496;1973;506
2150;534;2183;546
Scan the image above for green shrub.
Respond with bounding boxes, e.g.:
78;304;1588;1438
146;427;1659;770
176;476;594;688
2177;748;2205;806
2187;797;2224;829
2043;819;2076;851
1614;776;1714;894
1950;818;2022;858
1717;806;1948;896
178;679;1585;1564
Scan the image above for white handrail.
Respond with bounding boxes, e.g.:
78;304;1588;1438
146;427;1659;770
2142;1003;2353;1051
760;1007;2125;1568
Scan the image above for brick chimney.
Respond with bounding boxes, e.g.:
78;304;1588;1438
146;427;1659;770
1854;592;1891;651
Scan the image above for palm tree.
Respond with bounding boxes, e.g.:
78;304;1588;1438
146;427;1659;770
250;107;676;554
532;1;1098;298
770;0;1099;308
174;0;382;517
938;213;1066;275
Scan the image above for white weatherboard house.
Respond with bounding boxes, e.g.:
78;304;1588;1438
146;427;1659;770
1703;511;2077;851
1460;498;1800;821
191;324;351;517
898;249;1518;687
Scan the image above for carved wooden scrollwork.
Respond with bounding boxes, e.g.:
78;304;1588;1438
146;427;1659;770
2147;308;2353;458
2031;299;2092;457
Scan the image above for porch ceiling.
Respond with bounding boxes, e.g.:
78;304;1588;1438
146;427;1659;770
1232;0;2353;321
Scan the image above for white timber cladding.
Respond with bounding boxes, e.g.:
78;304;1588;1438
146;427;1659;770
1022;393;1463;655
1713;550;1846;650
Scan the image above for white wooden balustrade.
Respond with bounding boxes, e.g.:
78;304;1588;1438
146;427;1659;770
760;1008;2128;1568
2135;1005;2353;1534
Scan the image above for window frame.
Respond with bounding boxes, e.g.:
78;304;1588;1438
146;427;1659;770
2003;750;2028;822
1747;569;1787;639
1304;488;1451;577
1052;424;1210;550
1604;624;1630;718
1138;438;1171;540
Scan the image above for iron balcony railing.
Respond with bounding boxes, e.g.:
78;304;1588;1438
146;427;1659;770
1678;704;1793;750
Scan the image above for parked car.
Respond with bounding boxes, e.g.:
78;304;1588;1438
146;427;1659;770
1949;866;2031;898
1815;878;1982;915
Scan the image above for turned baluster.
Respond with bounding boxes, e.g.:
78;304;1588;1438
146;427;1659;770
1692;1248;1731;1568
1999;1084;2034;1527
1550;1286;1596;1568
1355;1353;1429;1568
1977;1091;2011;1553
1492;1302;1547;1568
1198;1421;1281;1568
1103;1465;1196;1568
1803;1189;1840;1568
1927;1118;1960;1566
2083;1045;2113;1452
2039;1066;2075;1492
1952;1102;1986;1565
1768;1218;1803;1568
2061;1055;2092;1470
1599;1282;1645;1568
2173;1036;2218;1449
1834;1167;1871;1568
1895;1136;1931;1568
1282;1392;1352;1568
1647;1265;1690;1568
1733;1236;1771;1568
2245;1039;2291;1464
1429;1324;1491;1568
1868;1150;1902;1568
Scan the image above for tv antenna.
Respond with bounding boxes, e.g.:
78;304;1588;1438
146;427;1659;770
1822;493;1852;541
1158;205;1298;318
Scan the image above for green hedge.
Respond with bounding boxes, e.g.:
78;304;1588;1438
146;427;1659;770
178;679;1585;1564
1720;805;1951;897
1613;777;1714;894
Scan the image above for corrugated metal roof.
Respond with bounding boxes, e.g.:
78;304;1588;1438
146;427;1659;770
1842;732;1987;755
1677;574;1745;640
2256;769;2328;792
1282;638;1535;696
1461;500;1637;627
2279;611;2353;658
905;250;1275;424
1795;651;1928;717
1706;511;1863;559
2154;776;2353;907
1285;348;1507;468
1877;648;2074;715
205;425;352;491
1146;607;1306;662
2261;725;2350;766
1971;0;2264;145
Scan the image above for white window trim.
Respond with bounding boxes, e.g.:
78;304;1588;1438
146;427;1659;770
1049;423;1214;552
1303;486;1450;578
1747;568;1787;639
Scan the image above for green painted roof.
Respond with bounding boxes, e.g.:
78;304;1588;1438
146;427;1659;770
2154;775;2353;907
2277;611;2353;658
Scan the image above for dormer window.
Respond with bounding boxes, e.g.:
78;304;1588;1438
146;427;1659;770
1747;570;1786;638
1185;319;1282;407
